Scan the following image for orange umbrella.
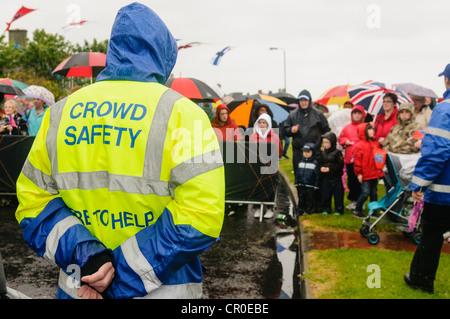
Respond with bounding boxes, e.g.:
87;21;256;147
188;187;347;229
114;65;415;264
315;85;351;107
229;100;253;127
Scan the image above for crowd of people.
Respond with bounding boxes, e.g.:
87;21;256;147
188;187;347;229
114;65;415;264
0;95;52;136
2;71;432;221
208;86;432;219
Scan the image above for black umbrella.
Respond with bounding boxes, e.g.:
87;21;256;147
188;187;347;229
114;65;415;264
0;83;24;96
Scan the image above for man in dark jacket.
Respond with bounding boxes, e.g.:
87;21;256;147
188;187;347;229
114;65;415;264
283;90;330;175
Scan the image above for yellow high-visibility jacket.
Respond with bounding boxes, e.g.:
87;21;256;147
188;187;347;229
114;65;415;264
16;3;225;299
16;79;224;299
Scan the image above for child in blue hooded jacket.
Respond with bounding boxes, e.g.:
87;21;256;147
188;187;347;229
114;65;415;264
295;142;320;215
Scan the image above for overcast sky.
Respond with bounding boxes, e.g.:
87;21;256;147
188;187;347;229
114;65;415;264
1;0;449;100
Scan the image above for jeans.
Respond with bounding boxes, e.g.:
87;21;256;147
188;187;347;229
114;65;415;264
410;202;450;283
355;178;378;213
282;136;290;156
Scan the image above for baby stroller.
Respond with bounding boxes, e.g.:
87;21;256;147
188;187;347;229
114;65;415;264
359;152;423;245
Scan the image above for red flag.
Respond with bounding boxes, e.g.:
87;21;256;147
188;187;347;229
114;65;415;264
412;130;425;139
5;6;36;33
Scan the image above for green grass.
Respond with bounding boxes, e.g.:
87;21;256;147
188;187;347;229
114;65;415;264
305;249;450;299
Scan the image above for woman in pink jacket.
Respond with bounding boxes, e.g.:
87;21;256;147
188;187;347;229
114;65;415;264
338;105;366;210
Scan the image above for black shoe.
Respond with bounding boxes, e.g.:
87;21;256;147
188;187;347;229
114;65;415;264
404;273;434;294
283;154;290;159
353;211;366;219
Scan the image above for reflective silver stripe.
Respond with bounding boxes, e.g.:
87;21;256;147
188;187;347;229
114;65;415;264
411;175;433;187
51;153;222;196
58;269;81;299
121;235;162;293
170;151;223;187
428;183;450;193
21;158;59;195
135;282;202;299
53;171;171;196
426;126;450;140
44;216;83;262
144;89;183;180
298;162;317;170
46;98;67;175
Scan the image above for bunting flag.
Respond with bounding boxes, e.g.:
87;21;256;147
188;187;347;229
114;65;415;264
177;41;203;51
4;6;36;33
62;20;88;33
211;46;232;66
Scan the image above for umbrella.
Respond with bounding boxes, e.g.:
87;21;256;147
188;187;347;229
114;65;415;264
165;77;221;102
23;85;55;106
246;93;288;106
268;92;298;105
52;52;106;78
394;83;439;99
0;83;24;96
348;81;412;115
0;78;28;90
315;84;352;107
327;108;352;136
227;99;290;128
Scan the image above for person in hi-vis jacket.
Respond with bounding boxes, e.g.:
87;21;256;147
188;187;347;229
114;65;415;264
15;2;225;299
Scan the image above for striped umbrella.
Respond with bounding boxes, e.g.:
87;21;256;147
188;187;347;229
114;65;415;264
53;52;106;78
348;81;413;115
0;78;28;90
165;77;221;102
315;84;351;107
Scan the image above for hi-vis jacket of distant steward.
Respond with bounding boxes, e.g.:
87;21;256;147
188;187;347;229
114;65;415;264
15;3;225;299
411;88;450;206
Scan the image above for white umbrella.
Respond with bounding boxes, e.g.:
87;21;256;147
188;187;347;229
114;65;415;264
394;83;439;99
23;85;55;106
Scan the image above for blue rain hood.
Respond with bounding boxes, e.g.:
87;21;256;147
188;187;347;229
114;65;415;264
96;2;178;84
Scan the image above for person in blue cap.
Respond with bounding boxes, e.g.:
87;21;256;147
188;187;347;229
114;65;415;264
404;63;450;294
295;142;320;216
283;90;330;176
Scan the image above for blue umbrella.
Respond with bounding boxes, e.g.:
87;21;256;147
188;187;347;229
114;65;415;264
256;100;290;124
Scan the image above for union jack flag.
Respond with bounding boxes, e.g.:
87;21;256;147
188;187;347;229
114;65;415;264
348;80;413;115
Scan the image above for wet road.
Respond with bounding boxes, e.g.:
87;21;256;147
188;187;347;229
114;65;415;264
0;181;300;299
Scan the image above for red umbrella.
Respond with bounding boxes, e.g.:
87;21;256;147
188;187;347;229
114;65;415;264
52;52;106;78
165;77;221;102
315;84;352;106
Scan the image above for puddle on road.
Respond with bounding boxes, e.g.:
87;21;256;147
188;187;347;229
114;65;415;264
202;182;302;299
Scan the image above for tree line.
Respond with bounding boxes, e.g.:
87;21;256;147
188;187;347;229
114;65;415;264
0;29;108;100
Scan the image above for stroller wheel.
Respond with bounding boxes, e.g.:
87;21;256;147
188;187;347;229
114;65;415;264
360;225;370;238
367;232;380;245
413;232;422;245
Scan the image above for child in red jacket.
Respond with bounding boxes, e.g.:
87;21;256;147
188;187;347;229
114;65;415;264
338;105;366;210
352;123;384;218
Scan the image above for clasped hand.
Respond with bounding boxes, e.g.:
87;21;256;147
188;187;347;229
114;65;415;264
77;262;115;299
